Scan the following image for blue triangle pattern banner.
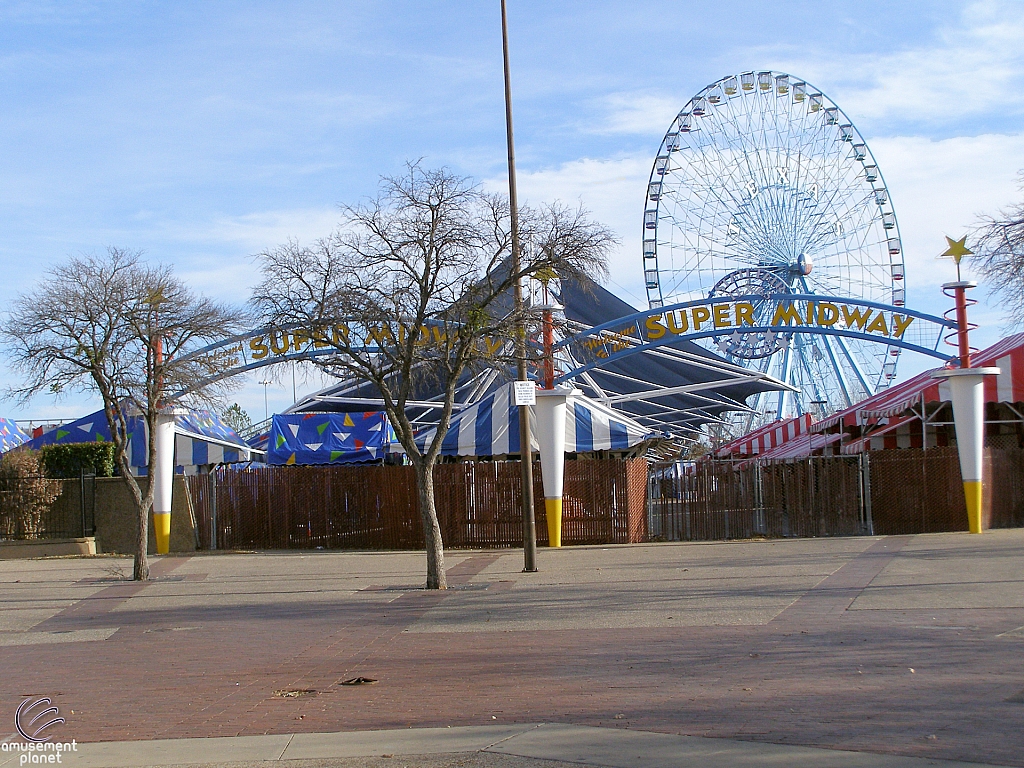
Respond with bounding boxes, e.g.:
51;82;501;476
19;408;249;469
22;411;148;466
267;412;392;465
0;419;29;453
177;410;248;445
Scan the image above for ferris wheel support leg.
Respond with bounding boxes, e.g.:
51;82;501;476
819;334;854;408
776;346;793;418
832;334;873;397
745;359;774;433
794;335;830;410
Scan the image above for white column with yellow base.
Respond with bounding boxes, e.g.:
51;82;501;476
534;386;575;547
932;367;999;534
152;411;179;554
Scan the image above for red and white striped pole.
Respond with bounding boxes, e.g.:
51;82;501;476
534;276;570;546
932;237;998;534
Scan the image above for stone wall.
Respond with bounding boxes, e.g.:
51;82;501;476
59;476;197;554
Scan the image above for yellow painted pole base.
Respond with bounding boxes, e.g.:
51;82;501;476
545;498;562;548
154;512;171;554
963;480;983;534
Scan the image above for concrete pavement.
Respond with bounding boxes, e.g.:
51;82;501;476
1;723;1006;768
0;531;1022;767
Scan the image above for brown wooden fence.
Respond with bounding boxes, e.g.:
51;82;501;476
984;447;1024;529
867;449;967;535
648;456;866;541
649;447;1024;542
18;447;1021;550
184;458;648;551
868;447;1024;534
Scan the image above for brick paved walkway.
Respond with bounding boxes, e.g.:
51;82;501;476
1;531;1022;766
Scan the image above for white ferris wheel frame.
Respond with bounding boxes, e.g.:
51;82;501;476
642;70;907;423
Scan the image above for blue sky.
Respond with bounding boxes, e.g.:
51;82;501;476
2;0;1023;424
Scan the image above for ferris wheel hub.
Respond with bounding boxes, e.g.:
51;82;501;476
793;254;813;276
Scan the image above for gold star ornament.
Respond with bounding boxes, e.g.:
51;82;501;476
940;235;973;265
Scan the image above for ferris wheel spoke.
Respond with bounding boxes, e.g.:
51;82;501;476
776;344;794;418
831;333;874;397
818;333;854;408
794;335;835;409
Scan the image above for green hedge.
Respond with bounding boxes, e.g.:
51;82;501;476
39;443;116;478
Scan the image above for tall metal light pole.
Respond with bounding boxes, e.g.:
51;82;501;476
501;0;538;572
259;379;271;422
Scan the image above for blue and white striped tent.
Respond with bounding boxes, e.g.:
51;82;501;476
414;383;656;458
21;408;253;474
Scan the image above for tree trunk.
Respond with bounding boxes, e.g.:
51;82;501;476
133;500;150;581
117;466;150;582
414;460;447;589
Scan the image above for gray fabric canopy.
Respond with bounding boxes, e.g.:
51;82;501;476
288;274;786;441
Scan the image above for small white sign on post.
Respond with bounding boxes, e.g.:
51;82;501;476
512;380;537;406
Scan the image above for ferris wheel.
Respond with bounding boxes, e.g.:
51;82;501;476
643;70;906;428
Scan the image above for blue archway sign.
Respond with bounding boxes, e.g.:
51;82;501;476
553;293;955;383
170;294;955;400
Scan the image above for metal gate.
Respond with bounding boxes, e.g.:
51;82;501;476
648;456;867;541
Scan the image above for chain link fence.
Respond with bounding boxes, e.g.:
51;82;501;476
650;447;1024;541
648;457;866;541
868;447;1024;534
0;474;95;541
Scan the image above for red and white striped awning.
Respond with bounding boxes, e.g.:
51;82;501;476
858;373;941;420
716;413;814;458
839;412;918;455
813;332;1024;430
757;431;843;460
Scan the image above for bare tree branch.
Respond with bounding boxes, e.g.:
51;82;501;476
251;163;615;589
971;171;1024;326
1;248;244;580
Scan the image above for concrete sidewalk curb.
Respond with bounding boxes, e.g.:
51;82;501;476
1;724;1008;768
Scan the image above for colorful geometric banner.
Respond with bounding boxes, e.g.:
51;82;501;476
267;412;392;465
19;408;250;468
0;419;29;453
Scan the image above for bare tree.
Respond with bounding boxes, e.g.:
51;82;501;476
2;248;243;580
252;164;614;589
972;173;1024;325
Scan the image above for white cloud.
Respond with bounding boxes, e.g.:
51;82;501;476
0;396;104;424
871;132;1024;292
485;155;654;307
592;2;1024;136
589;92;681;136
774;1;1024;125
142;207;341;303
189;207;340;250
